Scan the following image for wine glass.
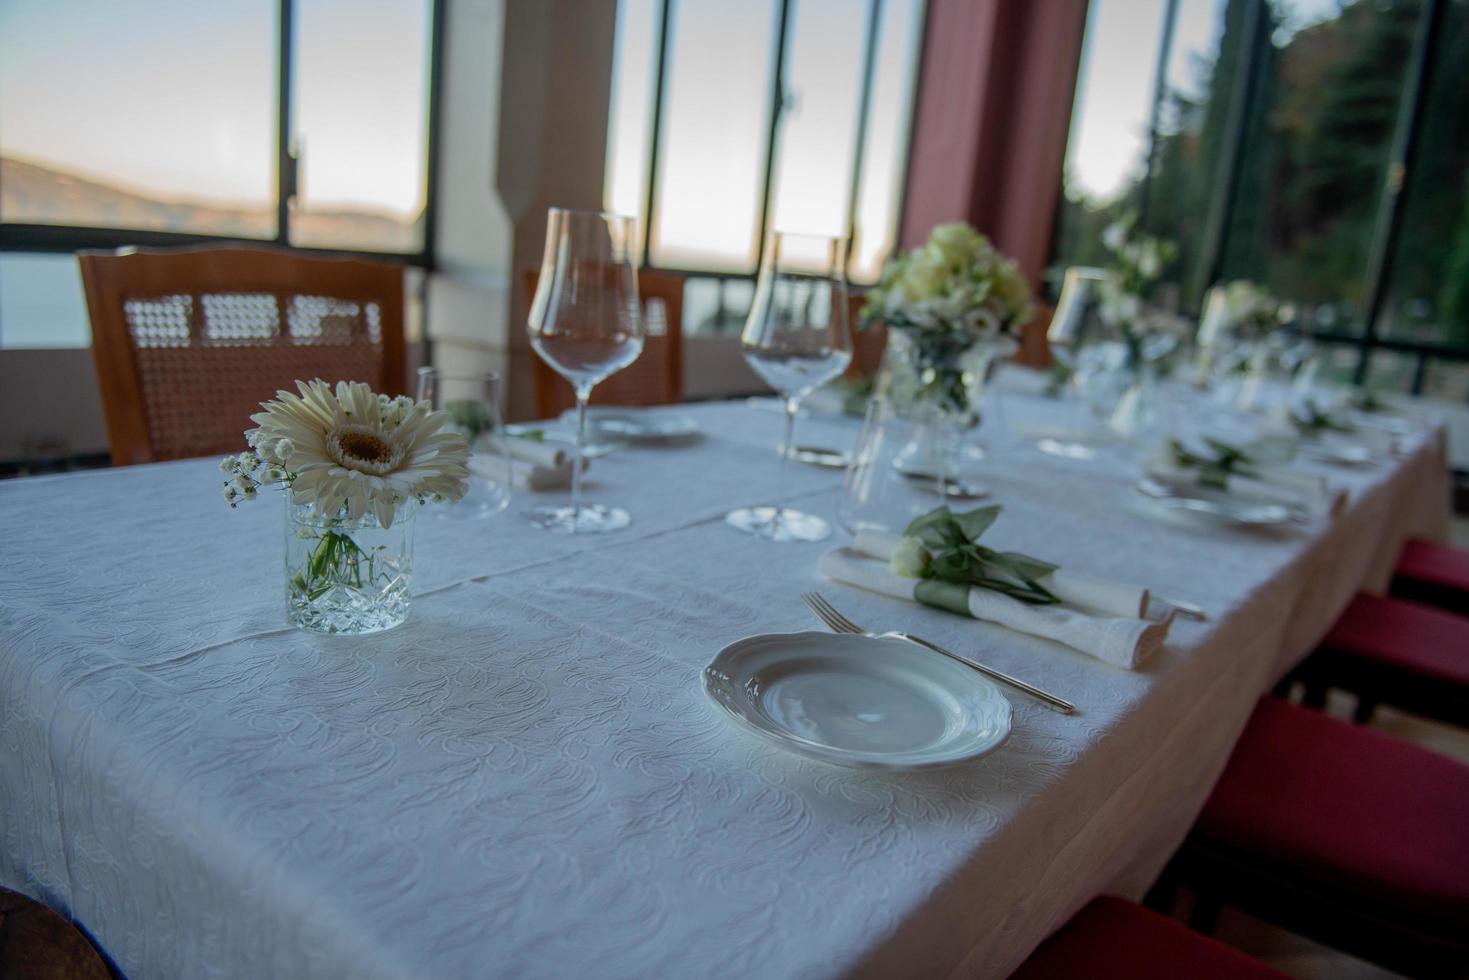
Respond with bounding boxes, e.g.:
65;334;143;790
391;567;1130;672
415;368;512;518
726;232;852;542
527;208;644;534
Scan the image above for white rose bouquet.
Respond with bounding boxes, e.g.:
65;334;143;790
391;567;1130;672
1219;280;1285;342
864;222;1033;339
1095;213;1184;369
861;223;1034;419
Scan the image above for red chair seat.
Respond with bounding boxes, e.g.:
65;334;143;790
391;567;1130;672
1321;592;1469;688
1010;897;1285;979
1392;538;1469;613
1195;698;1469;949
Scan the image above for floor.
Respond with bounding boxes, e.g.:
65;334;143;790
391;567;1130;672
1208;515;1469;979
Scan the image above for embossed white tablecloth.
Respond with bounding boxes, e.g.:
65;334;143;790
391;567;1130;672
0;388;1450;979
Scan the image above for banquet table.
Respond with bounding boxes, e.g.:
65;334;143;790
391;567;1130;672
0;379;1450;979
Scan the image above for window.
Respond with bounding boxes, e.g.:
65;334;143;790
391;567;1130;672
604;0;926;333
0;0;439;349
1053;0;1469;403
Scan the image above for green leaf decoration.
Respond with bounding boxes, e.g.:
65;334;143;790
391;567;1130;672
1169;437;1259;484
901;504;1059;605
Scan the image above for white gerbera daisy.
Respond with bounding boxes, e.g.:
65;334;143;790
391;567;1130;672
244;379;471;527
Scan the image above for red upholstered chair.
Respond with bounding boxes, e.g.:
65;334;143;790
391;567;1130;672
1391;537;1469;613
1161;697;1469;978
1298;592;1469;726
1009;897;1286;979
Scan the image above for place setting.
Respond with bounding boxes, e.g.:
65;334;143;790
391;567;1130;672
697;224;1234;771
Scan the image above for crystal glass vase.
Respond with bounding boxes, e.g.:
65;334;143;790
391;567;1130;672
877;329;1016;476
285;499;415;634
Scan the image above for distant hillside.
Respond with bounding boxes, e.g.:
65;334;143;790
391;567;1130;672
1;156;421;252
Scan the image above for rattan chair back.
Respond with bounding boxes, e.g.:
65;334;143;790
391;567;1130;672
81;245;405;465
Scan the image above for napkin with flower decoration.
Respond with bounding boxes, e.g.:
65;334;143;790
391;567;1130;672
819;506;1173;669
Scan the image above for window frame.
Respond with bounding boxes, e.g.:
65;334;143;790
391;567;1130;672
632;0;927;289
1056;0;1466;398
0;0;445;270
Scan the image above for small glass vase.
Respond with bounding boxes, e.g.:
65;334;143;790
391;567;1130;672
285;499;415;635
877;328;1016;474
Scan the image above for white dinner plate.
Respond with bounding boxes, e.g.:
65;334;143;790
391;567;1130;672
1134;478;1297;527
703;631;1012;770
559;408;700;443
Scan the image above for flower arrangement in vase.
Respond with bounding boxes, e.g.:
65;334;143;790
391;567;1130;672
221;379;471;635
862;222;1034;425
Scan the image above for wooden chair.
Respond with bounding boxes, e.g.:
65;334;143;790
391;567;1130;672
0;887;113;980
80;245;406;465
526;268;684;419
846;290;887;381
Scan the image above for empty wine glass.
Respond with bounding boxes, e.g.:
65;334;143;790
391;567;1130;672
527;208;644;533
726;232;853;542
415;368;512;518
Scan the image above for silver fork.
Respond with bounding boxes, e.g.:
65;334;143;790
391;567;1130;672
801;592;1076;714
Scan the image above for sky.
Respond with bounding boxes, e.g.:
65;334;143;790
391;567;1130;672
0;0;431;219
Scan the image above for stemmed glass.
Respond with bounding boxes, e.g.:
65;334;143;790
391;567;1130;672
527;208;644;533
726;232;852;542
415;368;512;518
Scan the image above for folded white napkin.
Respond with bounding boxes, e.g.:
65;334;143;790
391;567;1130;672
490;434;570;469
1142;456;1346;518
853;529;1149;618
819;549;1171;670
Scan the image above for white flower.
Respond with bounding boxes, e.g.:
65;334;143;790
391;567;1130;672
220;456;237;474
889;535;931;578
223;485;240;506
274;438;294;462
1101;220;1128;252
899;251;948;302
244;379;471;527
929;222;984;267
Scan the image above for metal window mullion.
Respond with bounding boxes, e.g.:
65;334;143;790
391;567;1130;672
752;0;794;265
421;0;446;270
276;0;295;246
640;0;675;267
1196;0;1265;299
843;0;882;276
1137;0;1180;226
1351;0;1443;384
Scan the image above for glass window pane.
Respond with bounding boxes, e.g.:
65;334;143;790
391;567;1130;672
0;254;92;349
1364;346;1419;393
0;0;276;237
289;0;432;252
1051;0;1168;278
1424;357;1469;402
1220;0;1424;336
649;0;779;272
604;0;662;250
850;0;925;284
1137;0;1231;306
1378;0;1469;348
768;0;868;241
1314;340;1363;386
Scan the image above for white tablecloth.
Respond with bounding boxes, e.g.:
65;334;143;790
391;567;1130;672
0;386;1449;979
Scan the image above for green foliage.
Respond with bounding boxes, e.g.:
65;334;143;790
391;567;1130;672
900;506;1060;605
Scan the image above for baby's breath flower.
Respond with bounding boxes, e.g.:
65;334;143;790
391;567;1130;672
223;485;240;506
274;438;294;462
219;456;237;474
